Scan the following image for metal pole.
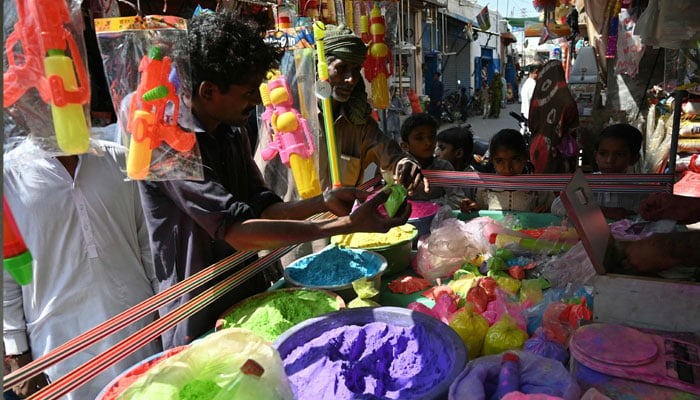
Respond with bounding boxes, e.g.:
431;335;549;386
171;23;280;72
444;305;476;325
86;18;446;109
668;90;687;178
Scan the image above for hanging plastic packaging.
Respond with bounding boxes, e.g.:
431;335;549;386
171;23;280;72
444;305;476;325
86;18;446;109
94;15;203;181
4;0;96;161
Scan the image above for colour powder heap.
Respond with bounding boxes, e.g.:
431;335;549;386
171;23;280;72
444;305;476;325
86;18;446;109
408;201;440;219
178;379;219;400
221;290;342;342
333;224;417;248
281;322;455;399
287;247;381;286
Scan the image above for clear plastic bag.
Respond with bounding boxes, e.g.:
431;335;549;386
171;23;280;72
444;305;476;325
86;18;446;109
415;218;481;282
540;241;597;288
94;15;203;181
4;0;99;160
118;328;294;400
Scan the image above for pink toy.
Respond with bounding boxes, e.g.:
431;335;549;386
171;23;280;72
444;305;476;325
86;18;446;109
570;323;700;395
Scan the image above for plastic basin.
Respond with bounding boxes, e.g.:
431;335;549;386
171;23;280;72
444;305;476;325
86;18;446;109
331;225;418;277
284;247;388;302
273;306;467;400
96;346;189;400
407;201;440;238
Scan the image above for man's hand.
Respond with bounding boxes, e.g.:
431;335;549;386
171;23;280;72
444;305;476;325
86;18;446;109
348;189;411;232
5;352;49;397
622;234;680;273
639;193;700;224
323;187;369;216
394;158;428;195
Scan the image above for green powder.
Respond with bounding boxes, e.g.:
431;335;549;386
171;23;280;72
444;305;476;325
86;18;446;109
178;379;220;400
221;290;342;342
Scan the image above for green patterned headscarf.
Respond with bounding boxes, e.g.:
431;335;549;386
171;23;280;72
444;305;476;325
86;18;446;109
324;24;367;66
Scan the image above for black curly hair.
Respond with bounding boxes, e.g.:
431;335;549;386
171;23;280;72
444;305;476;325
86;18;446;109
188;12;281;96
400;113;439;143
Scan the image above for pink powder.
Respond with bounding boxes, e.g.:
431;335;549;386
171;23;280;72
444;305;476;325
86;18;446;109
281;322;455;399
407;201;440;219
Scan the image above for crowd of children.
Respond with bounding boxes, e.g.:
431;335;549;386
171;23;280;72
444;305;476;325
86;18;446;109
395;113;651;222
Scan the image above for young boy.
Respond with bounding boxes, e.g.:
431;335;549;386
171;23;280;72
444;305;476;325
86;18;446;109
551;123;647;219
400;113;461;208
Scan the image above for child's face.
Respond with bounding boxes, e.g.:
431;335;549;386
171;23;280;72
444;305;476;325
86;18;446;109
435;141;461;168
402;125;437;161
491;147;526;176
595;138;638;173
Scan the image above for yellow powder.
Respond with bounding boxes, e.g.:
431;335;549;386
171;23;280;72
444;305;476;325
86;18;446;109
333;224;417;248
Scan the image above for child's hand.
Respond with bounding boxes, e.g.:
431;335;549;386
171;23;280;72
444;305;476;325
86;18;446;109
460;198;479;213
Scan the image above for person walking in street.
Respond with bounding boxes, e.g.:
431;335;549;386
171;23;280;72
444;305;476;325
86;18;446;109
489;73;504;118
428;72;444;121
520;64;541;119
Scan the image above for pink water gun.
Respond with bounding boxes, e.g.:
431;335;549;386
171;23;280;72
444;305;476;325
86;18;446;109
260;75;321;199
363;4;393;109
4;0;90;154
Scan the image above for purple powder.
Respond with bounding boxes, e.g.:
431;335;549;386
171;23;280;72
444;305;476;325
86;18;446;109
281;322;454;399
287;247;381;286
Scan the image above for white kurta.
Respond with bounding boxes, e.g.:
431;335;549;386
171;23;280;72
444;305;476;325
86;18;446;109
3;141;161;400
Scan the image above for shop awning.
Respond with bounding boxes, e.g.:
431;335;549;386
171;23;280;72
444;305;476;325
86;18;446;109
501;32;517;44
524;22;572;38
504;17;540;28
439;10;477;27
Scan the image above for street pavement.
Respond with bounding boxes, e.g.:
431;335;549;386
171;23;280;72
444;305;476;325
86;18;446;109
437;101;523;147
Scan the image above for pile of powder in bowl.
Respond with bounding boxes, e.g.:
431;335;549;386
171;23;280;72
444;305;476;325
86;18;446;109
286;246;382;286
333;224;416;248
408;200;440;219
219;290;342;342
280;322;456;399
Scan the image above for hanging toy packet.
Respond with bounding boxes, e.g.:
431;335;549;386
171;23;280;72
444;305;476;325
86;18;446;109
4;0;99;164
94;15;203;181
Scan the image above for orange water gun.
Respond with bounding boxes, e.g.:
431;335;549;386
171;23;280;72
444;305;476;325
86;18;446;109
363;3;393;109
126;46;196;180
3;0;90;154
260;75;321;199
3;198;33;286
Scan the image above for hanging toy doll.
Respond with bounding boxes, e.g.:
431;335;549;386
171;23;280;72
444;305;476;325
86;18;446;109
533;0;558;45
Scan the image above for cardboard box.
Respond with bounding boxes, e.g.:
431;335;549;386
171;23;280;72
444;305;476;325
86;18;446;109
561;170;700;335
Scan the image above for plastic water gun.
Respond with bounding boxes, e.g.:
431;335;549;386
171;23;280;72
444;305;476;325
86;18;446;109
126;46;197;180
3;0;90;154
363;4;393;109
314;21;342;188
3;198;33;286
260;74;322;199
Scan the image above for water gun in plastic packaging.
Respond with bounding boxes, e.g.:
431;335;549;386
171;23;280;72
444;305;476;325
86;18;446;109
126;46;197;180
260;74;322;199
3;0;90;154
362;3;393;109
3;198;33;286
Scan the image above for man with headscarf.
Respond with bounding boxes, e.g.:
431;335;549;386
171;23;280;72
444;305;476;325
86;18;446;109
318;24;428;193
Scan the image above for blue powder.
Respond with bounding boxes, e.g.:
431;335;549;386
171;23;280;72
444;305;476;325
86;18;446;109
287;247;381;286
